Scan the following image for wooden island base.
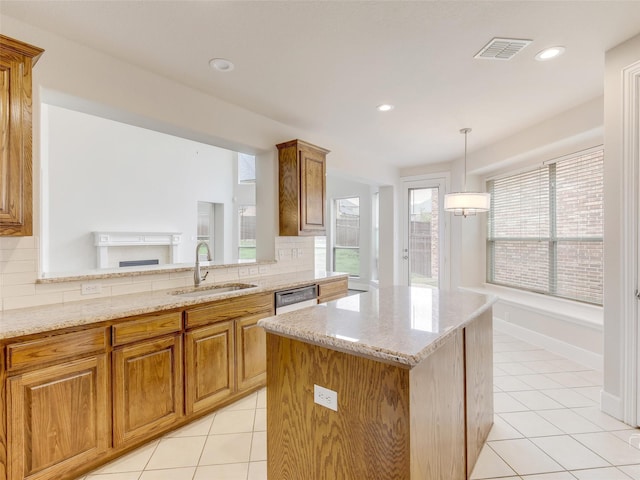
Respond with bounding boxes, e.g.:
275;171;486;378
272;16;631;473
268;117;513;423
265;306;493;480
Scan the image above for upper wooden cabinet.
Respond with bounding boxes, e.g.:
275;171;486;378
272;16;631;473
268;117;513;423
0;35;44;237
277;139;329;236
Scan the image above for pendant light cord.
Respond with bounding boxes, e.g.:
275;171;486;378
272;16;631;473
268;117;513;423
461;128;471;193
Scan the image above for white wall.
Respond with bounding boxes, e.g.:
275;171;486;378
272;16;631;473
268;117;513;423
43;105;239;273
602;32;640;422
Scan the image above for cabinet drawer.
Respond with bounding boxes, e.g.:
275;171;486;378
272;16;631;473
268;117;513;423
6;327;108;371
185;292;274;329
318;278;348;302
112;311;182;346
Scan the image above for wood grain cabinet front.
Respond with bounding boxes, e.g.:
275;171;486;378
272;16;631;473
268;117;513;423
236;313;267;391
317;277;348;303
7;354;109;480
277;139;329;236
184;321;235;415
0;35;44;236
112;334;183;447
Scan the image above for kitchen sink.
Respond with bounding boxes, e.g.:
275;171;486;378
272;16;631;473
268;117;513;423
168;283;258;297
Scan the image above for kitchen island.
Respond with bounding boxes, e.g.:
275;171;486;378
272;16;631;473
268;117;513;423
259;286;496;480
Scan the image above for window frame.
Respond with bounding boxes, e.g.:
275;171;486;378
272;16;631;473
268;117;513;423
332;196;361;278
486;147;604;305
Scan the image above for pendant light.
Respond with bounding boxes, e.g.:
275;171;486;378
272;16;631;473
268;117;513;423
444;128;491;217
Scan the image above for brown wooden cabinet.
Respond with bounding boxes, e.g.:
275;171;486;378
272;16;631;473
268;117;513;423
0;35;44;237
317;276;349;303
112;334;183;447
277;139;329;236
6;330;109;480
236;313;267;390
111;311;183;447
185;321;235;415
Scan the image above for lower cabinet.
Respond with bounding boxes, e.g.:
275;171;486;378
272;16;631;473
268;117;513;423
7;354;109;480
185;321;235;415
112;334;183;447
236;313;267;391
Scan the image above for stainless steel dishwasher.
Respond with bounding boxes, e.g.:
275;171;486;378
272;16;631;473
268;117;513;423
274;285;318;314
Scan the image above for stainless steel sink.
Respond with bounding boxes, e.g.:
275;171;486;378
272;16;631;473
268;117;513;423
168;283;257;297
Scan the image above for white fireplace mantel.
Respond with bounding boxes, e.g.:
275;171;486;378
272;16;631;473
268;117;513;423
93;232;182;268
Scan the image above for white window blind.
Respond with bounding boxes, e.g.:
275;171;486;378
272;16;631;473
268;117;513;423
487;149;603;305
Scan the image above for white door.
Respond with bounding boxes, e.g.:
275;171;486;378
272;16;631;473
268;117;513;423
401;177;448;288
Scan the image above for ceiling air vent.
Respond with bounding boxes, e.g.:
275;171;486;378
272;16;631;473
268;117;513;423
474;38;532;60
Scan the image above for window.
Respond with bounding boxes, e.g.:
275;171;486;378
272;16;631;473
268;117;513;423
238;205;256;261
487;149;603;305
197;201;214;260
333;197;360;276
238;153;256;184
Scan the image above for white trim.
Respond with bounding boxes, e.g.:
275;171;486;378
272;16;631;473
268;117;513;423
601;390;624;421
494;317;603;371
622;60;640;426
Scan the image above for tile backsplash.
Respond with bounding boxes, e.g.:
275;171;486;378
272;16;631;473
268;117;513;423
0;236;316;311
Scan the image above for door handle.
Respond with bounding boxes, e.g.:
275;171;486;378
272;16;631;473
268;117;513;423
402;255;408;260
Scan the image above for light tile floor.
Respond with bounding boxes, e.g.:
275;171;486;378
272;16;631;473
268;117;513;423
77;330;640;480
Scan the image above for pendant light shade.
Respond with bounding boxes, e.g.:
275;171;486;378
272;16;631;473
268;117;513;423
444;128;491;217
443;191;491;216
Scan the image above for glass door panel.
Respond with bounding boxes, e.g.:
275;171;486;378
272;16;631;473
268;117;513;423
407;187;440;287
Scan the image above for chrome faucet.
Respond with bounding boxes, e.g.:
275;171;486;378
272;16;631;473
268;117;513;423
194;241;212;287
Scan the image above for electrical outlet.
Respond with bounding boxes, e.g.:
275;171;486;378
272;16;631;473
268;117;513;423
259;266;268;274
314;384;338;411
249;267;258;275
297;248;303;257
291;248;298;259
278;249;287;260
81;283;102;295
238;267;249;277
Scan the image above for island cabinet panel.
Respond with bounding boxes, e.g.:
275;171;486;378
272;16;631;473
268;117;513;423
409;330;465;479
112;334;183;447
277;139;329;236
267;334;412;480
464;310;494;476
236;313;267;391
7;354;109;480
184;321;235;415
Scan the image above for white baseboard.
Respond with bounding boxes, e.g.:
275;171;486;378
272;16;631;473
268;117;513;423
494;317;603;371
600;390;625;422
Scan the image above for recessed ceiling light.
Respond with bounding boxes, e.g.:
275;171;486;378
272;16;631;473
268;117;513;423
535;46;565;61
377;104;394;112
209;58;235;72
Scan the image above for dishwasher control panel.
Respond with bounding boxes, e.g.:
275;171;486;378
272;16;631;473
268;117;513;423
274;285;318;309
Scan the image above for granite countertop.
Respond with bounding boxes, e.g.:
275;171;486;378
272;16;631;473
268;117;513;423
0;271;347;340
259;286;496;368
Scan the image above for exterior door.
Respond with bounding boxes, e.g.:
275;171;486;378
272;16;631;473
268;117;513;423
402;177;448;288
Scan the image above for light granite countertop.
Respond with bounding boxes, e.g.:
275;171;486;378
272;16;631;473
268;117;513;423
259;286;497;368
0;271;347;340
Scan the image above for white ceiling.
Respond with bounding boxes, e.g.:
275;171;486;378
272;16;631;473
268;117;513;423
2;0;640;169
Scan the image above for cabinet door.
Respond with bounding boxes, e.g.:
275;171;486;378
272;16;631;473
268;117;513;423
113;335;183;447
184;321;235;415
7;355;109;480
299;146;326;234
236;313;267;391
0;36;43;237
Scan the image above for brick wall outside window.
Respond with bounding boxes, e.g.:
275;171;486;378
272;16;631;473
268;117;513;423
487;149;603;305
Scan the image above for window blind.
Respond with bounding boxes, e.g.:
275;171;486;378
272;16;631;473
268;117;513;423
487;149;603;305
